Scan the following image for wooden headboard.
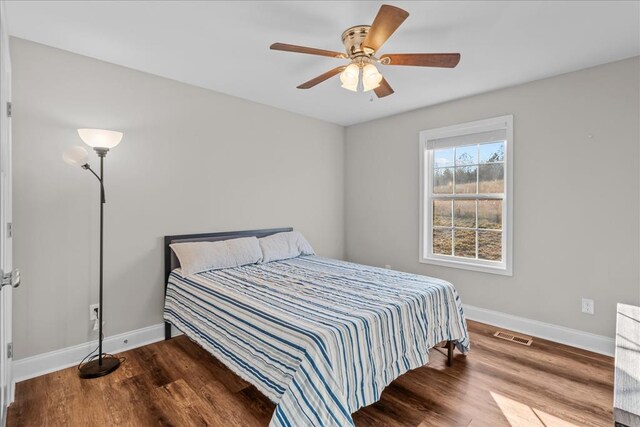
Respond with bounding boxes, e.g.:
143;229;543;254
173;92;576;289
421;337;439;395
163;227;293;284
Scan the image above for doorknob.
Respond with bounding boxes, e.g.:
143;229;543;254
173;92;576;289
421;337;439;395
1;269;19;288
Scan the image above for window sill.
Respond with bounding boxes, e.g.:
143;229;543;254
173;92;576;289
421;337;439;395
419;256;512;276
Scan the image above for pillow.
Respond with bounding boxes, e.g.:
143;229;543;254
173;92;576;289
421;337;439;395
170;236;263;277
259;231;315;264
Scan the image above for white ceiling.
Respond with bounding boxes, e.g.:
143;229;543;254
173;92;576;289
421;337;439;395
6;1;640;126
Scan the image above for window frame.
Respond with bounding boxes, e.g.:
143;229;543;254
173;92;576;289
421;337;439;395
419;115;513;276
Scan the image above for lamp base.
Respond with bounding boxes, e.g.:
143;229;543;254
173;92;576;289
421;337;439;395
78;355;121;379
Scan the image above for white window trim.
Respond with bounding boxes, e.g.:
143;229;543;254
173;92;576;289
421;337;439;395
419;115;513;276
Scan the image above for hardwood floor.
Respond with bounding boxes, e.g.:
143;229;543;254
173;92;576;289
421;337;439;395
8;320;614;426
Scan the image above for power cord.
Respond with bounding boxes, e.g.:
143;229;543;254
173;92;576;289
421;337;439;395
77;307;127;372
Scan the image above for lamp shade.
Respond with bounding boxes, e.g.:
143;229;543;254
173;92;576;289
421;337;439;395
77;129;123;150
62;146;89;166
340;64;359;92
362;64;382;92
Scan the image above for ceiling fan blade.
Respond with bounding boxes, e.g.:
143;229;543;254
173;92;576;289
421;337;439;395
270;42;347;59
374;77;394;98
362;5;409;52
297;66;346;89
380;53;461;68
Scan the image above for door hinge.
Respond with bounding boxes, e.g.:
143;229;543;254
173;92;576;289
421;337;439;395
7;222;11;238
6;102;11;118
7;343;12;359
1;269;20;288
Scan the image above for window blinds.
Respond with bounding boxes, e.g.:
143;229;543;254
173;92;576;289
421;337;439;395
425;128;507;150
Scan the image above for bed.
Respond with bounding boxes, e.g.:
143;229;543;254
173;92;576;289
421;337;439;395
163;228;470;427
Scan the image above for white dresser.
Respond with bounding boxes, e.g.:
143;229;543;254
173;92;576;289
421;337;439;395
614;303;640;427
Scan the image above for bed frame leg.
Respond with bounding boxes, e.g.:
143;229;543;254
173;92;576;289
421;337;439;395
446;340;454;367
164;321;172;340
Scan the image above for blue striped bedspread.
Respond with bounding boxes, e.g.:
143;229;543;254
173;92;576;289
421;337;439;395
164;256;470;426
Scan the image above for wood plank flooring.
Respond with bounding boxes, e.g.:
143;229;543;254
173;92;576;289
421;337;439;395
8;320;614;426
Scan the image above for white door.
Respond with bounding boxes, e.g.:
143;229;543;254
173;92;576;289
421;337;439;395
0;1;14;424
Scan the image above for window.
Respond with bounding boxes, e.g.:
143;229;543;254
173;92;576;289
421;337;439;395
419;115;513;275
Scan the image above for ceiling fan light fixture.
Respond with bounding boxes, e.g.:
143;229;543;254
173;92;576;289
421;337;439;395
340;63;360;92
362;63;383;92
272;4;460;98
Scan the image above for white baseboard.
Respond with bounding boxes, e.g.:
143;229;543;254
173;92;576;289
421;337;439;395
12;323;168;383
463;304;615;357
12;306;614;386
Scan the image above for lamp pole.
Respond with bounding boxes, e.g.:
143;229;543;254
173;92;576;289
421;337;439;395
98;151;105;367
67;149;120;378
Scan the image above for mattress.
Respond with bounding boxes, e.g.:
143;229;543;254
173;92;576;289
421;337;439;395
164;256;470;427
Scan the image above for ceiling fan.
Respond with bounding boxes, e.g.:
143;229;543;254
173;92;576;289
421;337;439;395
270;4;461;98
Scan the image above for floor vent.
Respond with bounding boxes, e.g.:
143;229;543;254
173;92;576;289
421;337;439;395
493;330;533;346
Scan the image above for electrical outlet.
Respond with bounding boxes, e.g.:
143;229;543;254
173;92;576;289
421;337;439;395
89;304;100;321
384;265;392;269
581;298;594;315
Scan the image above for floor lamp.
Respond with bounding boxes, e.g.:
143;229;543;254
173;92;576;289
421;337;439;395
63;128;123;379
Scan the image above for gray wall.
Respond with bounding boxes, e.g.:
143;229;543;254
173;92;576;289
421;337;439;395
12;38;345;359
345;57;640;338
12;35;640;359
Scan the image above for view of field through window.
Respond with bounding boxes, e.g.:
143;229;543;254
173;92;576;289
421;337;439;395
432;141;505;261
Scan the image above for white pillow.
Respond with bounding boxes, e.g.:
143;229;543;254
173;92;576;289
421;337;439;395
170;236;263;277
259;231;315;264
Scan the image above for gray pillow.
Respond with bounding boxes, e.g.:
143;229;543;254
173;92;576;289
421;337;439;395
170;236;263;277
259;231;315;264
